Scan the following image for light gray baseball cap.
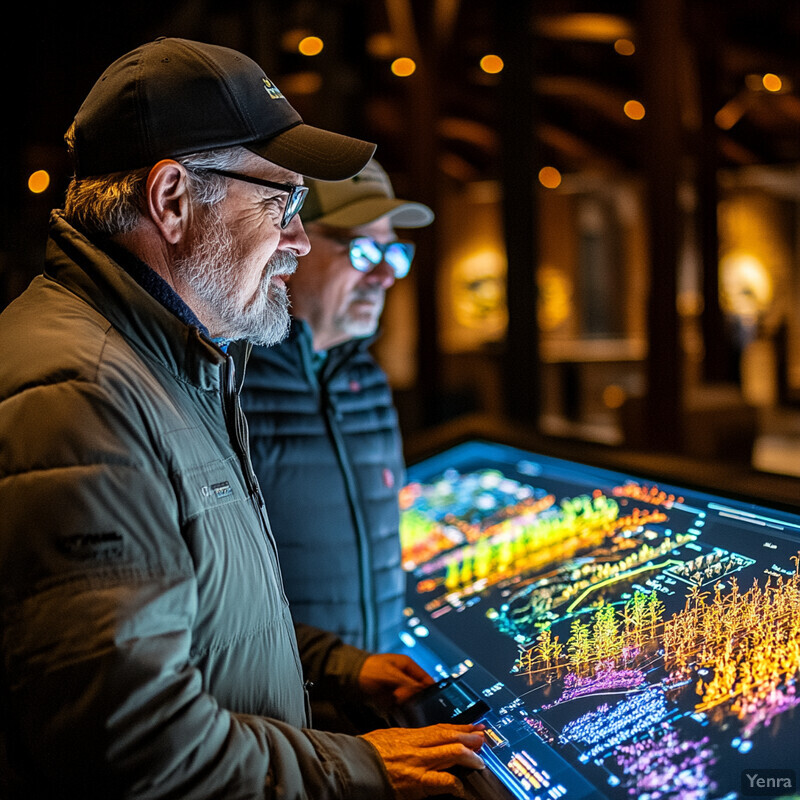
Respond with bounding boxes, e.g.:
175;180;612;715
301;159;434;228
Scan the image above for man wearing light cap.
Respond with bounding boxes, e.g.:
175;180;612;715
0;38;484;799
242;161;433;732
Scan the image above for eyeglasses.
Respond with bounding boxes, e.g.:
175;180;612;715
348;237;415;279
205;168;309;229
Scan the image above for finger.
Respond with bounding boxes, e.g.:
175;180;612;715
418;769;468;798
374;661;421;688
366;724;486;757
397;726;485;754
419;723;487;748
420;730;486;753
421;742;487;772
432;723;486;733
450;743;486;770
393;681;432;704
393;656;435;684
391;666;427;687
456;732;486;752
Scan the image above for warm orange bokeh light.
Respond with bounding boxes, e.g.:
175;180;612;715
603;384;627;409
624;100;646;120
537;13;633;43
480;54;504;74
715;105;739;130
367;32;395;58
762;73;782;92
298;36;323;56
614;38;635;56
391;57;416;77
28;170;50;194
538;166;562;189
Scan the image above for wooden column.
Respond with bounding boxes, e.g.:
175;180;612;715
689;1;735;383
639;0;684;450
496;3;541;424
386;0;444;427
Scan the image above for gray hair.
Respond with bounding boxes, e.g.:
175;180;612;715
62;127;250;236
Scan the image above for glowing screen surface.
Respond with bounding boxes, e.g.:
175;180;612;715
397;440;800;800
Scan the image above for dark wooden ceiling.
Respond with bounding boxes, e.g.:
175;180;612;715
7;0;800;308
5;0;799;442
16;0;800;187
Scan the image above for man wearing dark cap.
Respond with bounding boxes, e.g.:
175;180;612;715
0;38;484;799
242;161;433;732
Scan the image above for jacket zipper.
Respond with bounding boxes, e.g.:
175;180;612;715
221;355;290;601
298;339;378;652
221;354;308;721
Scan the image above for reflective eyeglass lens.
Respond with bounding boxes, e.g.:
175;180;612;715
349;238;383;269
282;186;308;228
384;242;414;279
349;238;415;278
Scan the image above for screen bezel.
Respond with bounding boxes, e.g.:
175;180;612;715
403;415;800;517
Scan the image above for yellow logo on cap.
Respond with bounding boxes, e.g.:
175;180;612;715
262;77;285;100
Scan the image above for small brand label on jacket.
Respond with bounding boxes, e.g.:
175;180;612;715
201;481;233;500
57;531;124;561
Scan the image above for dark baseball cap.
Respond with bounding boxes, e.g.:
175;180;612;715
70;37;376;181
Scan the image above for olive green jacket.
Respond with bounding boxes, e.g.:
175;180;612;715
0;211;392;799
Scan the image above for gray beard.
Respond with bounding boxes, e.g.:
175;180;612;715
336;287;385;339
175;207;296;346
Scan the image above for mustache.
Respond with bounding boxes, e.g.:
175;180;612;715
265;249;298;278
351;286;383;302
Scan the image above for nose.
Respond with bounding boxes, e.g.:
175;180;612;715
279;215;311;257
364;257;396;289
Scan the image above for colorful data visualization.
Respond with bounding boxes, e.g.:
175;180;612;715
399;441;800;800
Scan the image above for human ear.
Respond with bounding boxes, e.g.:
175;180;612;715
145;160;192;245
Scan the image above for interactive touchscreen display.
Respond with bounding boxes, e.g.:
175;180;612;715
397;440;800;800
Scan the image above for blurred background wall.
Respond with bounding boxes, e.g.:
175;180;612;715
5;0;800;481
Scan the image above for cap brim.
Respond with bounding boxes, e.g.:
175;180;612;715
247;123;376;181
308;197;435;228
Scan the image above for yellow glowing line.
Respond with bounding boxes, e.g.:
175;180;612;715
566;559;682;613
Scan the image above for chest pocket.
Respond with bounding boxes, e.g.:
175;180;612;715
169;451;288;648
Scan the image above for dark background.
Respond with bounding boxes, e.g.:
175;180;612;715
5;1;800;487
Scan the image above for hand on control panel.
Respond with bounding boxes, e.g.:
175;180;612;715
362;723;486;799
357;652;436;710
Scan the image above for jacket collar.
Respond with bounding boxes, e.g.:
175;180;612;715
45;210;228;390
100;237;208;334
291;317;378;362
289;317;379;383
